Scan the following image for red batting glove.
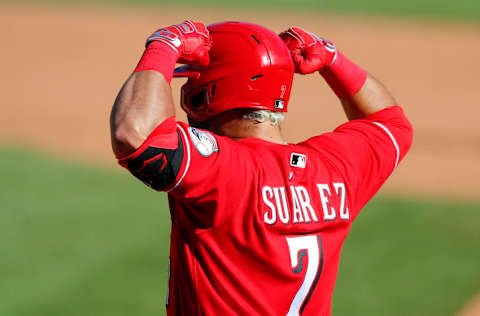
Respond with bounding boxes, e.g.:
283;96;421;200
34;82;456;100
279;27;337;74
279;26;367;98
146;20;212;67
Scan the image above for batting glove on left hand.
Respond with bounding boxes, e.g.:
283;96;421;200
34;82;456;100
279;27;337;74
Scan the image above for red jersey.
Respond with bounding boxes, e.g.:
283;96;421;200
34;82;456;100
119;106;413;316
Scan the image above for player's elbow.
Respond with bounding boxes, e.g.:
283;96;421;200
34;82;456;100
111;123;147;158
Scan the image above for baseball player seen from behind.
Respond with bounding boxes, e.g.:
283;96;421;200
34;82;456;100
110;20;413;316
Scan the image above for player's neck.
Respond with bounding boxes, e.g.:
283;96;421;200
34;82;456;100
232;123;286;144
196;112;287;144
214;121;286;144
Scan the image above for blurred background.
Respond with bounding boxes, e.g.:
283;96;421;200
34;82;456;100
1;0;479;315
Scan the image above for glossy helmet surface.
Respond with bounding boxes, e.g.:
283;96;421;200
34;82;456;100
174;21;294;122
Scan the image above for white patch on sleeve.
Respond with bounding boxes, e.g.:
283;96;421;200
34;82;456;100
187;127;219;157
371;121;400;172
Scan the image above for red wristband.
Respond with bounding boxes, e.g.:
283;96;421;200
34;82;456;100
320;52;367;99
134;41;178;84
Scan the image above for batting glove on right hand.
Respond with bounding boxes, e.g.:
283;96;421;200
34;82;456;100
279;27;337;74
147;20;212;67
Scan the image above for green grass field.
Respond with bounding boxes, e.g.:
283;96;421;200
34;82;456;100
6;0;480;21
0;148;169;315
1;147;479;315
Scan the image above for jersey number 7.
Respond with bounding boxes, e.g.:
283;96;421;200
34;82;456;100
285;235;324;316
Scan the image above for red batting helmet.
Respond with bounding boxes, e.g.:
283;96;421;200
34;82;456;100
173;21;294;122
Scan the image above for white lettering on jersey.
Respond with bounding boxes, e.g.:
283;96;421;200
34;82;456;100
262;186;277;225
333;182;350;220
316;184;336;221
295;186;318;223
273;187;290;224
290;186;303;223
262;183;350;225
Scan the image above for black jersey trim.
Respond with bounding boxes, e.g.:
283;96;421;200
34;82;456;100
125;130;184;191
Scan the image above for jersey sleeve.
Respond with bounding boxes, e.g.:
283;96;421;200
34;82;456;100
118;116;185;191
118;118;249;227
301;106;413;219
168;122;250;203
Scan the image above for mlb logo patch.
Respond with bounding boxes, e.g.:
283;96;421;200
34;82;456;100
290;153;306;168
274;100;285;110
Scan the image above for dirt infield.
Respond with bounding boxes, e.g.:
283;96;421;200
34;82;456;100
1;3;479;314
458;293;480;316
1;3;480;202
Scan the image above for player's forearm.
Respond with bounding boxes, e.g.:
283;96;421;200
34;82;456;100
339;73;396;120
110;21;212;158
110;70;175;158
320;53;395;120
110;30;181;159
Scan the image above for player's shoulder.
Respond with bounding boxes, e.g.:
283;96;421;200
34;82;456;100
176;122;248;160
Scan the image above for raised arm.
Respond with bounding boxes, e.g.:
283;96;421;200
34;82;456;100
279;27;396;120
338;74;396;120
110;20;211;158
111;71;174;158
280;27;413;215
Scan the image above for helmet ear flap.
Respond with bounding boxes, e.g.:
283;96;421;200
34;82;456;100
190;89;208;108
181;83;217;118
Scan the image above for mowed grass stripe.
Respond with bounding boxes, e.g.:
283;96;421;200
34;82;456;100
4;0;480;21
1;147;479;315
0;147;170;315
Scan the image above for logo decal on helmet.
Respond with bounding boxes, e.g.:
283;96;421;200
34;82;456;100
188;127;219;157
274;100;285;110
